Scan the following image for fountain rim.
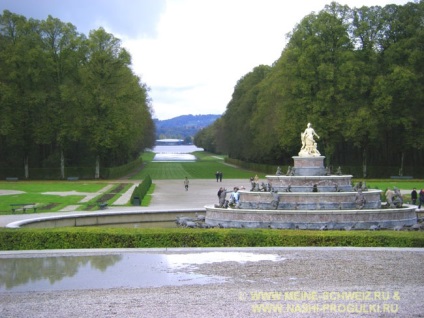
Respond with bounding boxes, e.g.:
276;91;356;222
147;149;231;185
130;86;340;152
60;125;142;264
204;204;415;214
6;208;205;229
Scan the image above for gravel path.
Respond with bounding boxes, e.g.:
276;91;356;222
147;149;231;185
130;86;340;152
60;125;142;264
1;247;423;317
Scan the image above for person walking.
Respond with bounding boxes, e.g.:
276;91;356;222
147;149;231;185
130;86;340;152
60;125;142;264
418;189;424;209
184;177;189;191
219;171;223;182
411;188;417;205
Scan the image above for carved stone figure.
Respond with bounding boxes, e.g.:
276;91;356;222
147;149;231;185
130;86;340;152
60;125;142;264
299;123;321;157
325;166;331;175
393;187;403;208
276;166;282;175
218;188;230;208
355;189;366;209
385;188;395;207
270;190;280;209
286;166;292;176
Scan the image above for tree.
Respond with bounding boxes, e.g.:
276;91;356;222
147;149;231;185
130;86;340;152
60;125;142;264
0;11;155;178
75;28;154;177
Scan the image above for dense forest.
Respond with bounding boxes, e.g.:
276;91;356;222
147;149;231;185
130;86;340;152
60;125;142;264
194;1;424;178
0;11;155;178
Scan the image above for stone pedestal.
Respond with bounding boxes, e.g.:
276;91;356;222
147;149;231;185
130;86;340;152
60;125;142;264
292;156;326;176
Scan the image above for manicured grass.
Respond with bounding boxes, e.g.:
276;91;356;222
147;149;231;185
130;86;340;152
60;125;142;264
360;179;424;191
0;182;132;214
131;151;264;180
0;152;262;214
0;181;106;192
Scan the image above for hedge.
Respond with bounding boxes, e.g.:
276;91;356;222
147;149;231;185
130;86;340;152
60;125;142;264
0;228;423;250
130;174;152;205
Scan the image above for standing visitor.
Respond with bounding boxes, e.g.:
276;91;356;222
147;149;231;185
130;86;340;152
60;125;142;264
215;171;219;182
419;189;424;209
184;177;189;191
217;187;223;199
219;171;223;182
411;188;417;205
217;187;224;206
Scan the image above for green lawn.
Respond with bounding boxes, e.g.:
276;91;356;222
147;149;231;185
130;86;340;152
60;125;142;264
0;182;132;214
0;152;260;214
131;151;264;180
361;179;424;191
0;181;106;192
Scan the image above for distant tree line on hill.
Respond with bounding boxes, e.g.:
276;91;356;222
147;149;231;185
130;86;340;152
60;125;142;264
154;114;221;141
0;11;155;178
194;1;424;177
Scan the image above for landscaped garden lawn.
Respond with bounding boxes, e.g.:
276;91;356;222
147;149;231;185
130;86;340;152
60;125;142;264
0;150;423;249
0;182;133;214
0;150;422;214
131;151;264;180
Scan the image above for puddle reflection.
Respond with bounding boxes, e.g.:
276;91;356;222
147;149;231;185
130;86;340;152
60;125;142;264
0;252;283;292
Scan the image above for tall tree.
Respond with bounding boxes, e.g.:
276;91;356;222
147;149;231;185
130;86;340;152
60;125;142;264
76;27;154;177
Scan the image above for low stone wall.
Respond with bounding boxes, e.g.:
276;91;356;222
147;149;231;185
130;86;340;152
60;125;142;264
6;209;205;229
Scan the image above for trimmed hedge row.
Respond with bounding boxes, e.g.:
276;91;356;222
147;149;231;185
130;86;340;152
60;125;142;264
0;228;423;250
130;174;152;205
101;157;144;179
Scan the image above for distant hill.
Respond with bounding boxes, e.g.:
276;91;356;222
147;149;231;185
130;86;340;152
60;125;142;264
154;114;220;140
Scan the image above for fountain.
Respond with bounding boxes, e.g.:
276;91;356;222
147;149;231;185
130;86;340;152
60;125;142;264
205;123;417;230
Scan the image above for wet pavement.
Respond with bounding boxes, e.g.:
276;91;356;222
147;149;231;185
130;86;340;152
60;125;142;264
1;247;424;317
0;249;283;292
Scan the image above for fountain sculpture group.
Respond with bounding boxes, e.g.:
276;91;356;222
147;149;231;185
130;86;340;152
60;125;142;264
205;123;417;230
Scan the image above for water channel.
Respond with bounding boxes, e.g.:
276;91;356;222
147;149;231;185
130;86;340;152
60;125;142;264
151;144;203;161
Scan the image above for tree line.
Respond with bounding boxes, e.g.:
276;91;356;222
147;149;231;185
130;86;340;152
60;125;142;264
194;1;424;177
0;11;155;178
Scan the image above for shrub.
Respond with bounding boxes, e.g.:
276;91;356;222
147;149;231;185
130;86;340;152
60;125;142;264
0;228;423;250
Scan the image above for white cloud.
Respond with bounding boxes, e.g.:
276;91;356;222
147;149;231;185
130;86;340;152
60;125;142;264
103;0;413;119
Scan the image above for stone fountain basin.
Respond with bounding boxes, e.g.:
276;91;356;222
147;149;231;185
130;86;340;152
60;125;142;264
204;204;417;230
238;189;382;210
266;175;354;192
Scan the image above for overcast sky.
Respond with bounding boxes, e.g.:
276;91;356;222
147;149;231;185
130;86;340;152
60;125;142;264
0;0;412;120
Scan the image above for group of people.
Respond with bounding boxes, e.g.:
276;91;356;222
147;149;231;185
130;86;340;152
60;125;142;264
215;171;223;182
411;188;424;209
217;186;241;208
